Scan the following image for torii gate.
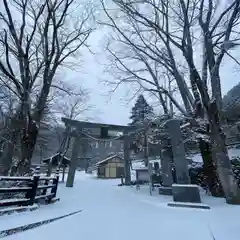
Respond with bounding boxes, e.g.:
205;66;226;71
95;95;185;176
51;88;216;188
62;117;190;192
61;117;142;187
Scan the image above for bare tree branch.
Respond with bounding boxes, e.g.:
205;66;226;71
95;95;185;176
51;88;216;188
0;0;95;173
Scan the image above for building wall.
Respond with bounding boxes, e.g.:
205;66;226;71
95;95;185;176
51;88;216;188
31;125;124;166
100;157;124;178
85;140;123;166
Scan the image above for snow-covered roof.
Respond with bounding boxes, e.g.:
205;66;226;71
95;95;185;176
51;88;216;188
42;153;70;161
132;159;161;170
95;154;123;166
42;153;71;166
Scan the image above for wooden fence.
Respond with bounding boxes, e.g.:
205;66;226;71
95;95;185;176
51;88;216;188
31;164;69;175
0;167;60;208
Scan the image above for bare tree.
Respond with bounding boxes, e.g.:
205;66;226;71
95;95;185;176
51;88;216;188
101;0;240;203
0;0;95;174
100;1;195;113
53;83;93;180
55;87;92;120
0;85;20;175
99;14;193;116
56;84;92;151
103;38;170;114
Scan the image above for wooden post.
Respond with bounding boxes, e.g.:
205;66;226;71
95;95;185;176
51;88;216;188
46;158;52;177
143;121;149;167
123;131;131;185
66;135;81;187
120;175;124;185
29;166;40;205
62;165;66;182
143;132;149;167
42;179;49;196
148;163;153;196
52;168;60;198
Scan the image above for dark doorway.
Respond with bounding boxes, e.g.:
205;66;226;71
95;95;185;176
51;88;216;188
116;167;124;178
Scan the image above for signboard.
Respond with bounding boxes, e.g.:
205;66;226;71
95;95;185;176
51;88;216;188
137;169;149;181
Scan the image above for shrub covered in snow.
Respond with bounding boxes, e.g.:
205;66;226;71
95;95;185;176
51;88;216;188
231;157;240;183
0;180;28;201
187;157;240;194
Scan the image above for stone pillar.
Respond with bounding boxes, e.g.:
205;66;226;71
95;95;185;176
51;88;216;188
123;132;131;185
161;146;173;186
165;119;190;184
66;135;82;187
165;119;202;204
159;138;173;195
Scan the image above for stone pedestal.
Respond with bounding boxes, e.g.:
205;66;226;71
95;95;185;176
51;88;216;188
172;184;201;203
159;186;172;195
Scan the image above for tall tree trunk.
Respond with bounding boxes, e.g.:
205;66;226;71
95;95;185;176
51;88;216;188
17;117;38;174
198;138;224;197
208;101;240;204
19;84;53;173
0;131;17;175
0;112;22;175
17;89;50;174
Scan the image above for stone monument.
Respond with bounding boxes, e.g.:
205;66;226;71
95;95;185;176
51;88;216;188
165;119;202;204
159;138;173;195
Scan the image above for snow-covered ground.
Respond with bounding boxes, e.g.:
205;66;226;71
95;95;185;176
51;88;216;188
1;171;240;240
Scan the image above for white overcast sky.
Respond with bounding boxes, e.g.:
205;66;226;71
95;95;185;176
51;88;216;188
1;0;239;126
70;31;240;125
68;5;240;126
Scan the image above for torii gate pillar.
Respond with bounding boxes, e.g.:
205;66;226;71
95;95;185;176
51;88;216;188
66;135;82;187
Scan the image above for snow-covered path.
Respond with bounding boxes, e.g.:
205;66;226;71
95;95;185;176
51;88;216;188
2;172;240;240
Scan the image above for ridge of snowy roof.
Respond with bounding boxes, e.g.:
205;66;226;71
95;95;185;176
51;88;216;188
96;154;123;166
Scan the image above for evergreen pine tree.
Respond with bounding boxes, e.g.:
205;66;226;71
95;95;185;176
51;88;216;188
129;94;154;125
